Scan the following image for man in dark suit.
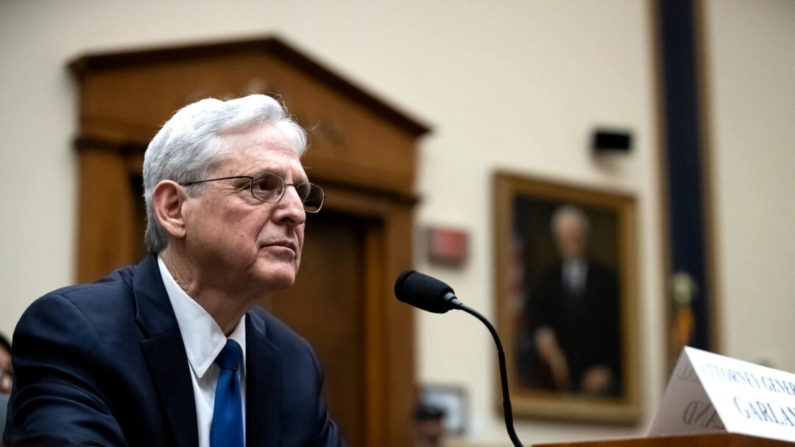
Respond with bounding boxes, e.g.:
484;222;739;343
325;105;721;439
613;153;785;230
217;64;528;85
4;95;345;446
523;206;622;396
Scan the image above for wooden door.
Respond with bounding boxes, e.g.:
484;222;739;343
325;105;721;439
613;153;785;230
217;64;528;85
266;211;372;446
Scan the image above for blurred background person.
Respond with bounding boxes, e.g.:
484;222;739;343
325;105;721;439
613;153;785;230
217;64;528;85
414;401;446;447
1;332;12;437
0;333;11;395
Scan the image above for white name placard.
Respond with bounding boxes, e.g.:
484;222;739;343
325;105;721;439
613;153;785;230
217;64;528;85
648;347;795;442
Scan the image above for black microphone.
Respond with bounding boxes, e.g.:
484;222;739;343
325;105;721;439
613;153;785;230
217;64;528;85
394;270;463;313
394;271;524;447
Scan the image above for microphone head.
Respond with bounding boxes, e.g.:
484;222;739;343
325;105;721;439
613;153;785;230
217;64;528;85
394;270;457;314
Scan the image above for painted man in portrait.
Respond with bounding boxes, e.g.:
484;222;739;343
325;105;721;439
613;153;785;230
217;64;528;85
520;205;622;396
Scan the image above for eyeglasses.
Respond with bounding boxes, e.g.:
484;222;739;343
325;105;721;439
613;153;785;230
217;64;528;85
180;172;325;213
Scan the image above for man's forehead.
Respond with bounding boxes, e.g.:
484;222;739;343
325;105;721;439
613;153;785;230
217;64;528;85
212;124;304;175
215;147;307;180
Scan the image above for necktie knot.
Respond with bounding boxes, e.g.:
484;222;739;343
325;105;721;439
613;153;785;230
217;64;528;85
215;339;242;371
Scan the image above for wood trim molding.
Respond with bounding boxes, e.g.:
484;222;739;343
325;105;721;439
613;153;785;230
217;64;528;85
69;36;431;138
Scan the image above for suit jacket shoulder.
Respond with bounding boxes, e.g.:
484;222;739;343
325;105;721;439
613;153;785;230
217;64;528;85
5;255;345;447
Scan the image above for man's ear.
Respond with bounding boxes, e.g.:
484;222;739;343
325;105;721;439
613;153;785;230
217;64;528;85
151;181;188;240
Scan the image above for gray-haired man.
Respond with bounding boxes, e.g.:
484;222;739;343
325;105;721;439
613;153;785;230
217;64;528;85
5;95;345;447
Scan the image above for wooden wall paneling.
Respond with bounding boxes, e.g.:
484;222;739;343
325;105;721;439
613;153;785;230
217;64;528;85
79;54;274;136
364;223;388;447
320;183;417;447
384;206;417;446
261;55;417;196
264;211;368;445
76;147;136;283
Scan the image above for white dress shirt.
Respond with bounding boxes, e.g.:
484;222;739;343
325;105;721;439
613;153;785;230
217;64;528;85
157;256;247;447
563;260;588;295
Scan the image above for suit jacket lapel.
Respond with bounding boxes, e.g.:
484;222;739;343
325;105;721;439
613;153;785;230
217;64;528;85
246;310;283;446
134;254;199;447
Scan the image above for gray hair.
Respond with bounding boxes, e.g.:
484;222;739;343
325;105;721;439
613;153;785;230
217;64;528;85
550;205;590;236
143;94;307;253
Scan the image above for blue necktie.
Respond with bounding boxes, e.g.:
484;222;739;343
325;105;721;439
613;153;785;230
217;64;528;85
211;339;244;447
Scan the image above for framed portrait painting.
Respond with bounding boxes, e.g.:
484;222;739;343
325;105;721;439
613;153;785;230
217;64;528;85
494;172;641;423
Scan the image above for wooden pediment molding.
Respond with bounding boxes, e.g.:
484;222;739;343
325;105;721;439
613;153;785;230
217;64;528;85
70;36;430;199
70;37;429;137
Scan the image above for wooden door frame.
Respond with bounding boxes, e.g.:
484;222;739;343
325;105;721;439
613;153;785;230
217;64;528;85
320;182;417;446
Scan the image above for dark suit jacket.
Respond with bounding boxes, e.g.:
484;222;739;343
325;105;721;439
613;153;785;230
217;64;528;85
3;254;345;447
522;259;622;393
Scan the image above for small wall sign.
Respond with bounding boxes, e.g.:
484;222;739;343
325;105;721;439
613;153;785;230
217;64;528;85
427;227;468;267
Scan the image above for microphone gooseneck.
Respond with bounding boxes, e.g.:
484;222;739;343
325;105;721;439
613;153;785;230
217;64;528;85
457;303;523;447
394;271;524;447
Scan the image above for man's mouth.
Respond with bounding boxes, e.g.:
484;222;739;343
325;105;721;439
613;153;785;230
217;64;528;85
263;240;297;252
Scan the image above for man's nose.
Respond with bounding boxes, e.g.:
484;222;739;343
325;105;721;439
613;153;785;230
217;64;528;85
274;185;307;225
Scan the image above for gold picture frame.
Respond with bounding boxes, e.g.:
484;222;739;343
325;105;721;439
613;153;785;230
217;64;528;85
494;172;641;424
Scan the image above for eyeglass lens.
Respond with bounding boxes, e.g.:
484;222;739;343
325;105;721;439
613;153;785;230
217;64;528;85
251;173;324;212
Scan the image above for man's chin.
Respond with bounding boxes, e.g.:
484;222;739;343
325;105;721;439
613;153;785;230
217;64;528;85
252;266;297;294
267;276;296;293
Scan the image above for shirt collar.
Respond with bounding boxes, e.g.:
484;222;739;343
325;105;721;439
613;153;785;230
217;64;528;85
563;259;587;271
157;255;247;378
